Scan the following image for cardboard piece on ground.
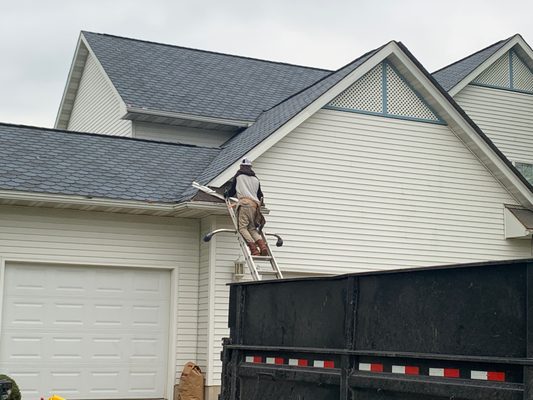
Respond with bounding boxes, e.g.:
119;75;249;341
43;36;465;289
177;362;204;400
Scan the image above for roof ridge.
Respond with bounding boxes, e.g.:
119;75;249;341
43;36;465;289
81;30;333;73
0;121;219;149
432;36;514;75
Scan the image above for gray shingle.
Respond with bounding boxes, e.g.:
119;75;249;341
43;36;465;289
0;124;220;202
432;38;510;91
83;32;331;123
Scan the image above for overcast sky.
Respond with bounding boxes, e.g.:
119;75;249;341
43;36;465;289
2;0;532;128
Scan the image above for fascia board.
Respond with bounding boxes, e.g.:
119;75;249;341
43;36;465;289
448;35;522;97
125;106;253;128
0;189;231;215
0;189;175;211
54;35;86;129
208;42;397;187
392;45;533;206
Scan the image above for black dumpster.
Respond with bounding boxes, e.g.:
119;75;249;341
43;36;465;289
219;258;533;400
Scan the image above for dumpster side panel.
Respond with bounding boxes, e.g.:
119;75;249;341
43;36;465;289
240;377;339;400
241;279;349;348
355;264;527;357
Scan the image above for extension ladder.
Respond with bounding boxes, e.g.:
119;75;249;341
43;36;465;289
192;182;284;281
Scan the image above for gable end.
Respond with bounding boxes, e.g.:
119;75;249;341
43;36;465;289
325;60;445;125
472;49;533;95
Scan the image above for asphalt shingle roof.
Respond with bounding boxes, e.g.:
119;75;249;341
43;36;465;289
432;38;511;91
183;44;384;198
0;123;220;202
83;32;331;123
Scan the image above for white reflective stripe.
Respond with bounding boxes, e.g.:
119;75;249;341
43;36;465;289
471;371;488;380
429;368;444;377
359;363;371;371
392;365;405;374
266;357;275;364
245;356;254;363
288;359;299;366
314;360;325;368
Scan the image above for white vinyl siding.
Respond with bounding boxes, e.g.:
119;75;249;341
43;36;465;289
133;122;235;147
252;109;531;272
68;53;131;136
455;84;533;164
0;205;199;389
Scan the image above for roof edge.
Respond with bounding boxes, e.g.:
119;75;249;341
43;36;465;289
81;30;333;73
125;106;253;128
54;34;88;129
0;121;221;149
431;35;514;75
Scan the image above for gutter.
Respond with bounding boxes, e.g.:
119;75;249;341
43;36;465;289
0;190;228;214
124;107;253;128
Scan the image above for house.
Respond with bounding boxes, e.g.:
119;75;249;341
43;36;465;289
1;31;533;400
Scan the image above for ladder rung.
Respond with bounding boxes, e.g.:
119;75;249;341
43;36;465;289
252;256;273;261
258;270;278;275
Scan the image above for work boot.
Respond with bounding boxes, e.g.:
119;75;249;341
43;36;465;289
256;239;269;256
247;241;260;256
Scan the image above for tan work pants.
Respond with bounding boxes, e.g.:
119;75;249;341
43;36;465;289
237;205;261;242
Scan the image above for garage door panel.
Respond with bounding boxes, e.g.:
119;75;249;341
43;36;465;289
1;263;171;399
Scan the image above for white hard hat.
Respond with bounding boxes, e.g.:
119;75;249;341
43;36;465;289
241;157;253;166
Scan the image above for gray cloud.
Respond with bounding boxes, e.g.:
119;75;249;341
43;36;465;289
1;0;532;128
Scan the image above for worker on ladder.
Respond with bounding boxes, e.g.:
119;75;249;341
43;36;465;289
225;157;268;257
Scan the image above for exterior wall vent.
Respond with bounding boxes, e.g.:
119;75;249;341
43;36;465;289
472;49;533;94
325;60;444;124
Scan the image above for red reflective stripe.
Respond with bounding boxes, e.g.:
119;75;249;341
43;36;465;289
324;360;335;369
253;356;262;363
298;359;308;367
487;372;505;381
275;357;284;365
444;368;460;378
370;363;384;372
405;366;419;375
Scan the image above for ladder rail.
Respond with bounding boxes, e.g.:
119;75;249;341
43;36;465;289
193;181;283;281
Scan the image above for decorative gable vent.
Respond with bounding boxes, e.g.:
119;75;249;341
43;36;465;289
326;60;444;124
472;50;533;94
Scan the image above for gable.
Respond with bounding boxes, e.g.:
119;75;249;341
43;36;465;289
68;52;131;136
472;49;533;94
326;60;444;124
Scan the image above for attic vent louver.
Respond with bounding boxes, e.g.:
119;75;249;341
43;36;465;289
325;60;444;124
472;50;533;94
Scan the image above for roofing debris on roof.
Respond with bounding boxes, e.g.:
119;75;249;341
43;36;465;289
82;31;331;123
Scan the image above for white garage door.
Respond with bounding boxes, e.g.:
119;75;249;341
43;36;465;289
0;263;171;399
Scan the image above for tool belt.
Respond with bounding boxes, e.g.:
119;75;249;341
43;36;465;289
238;197;260;208
237;197;266;229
